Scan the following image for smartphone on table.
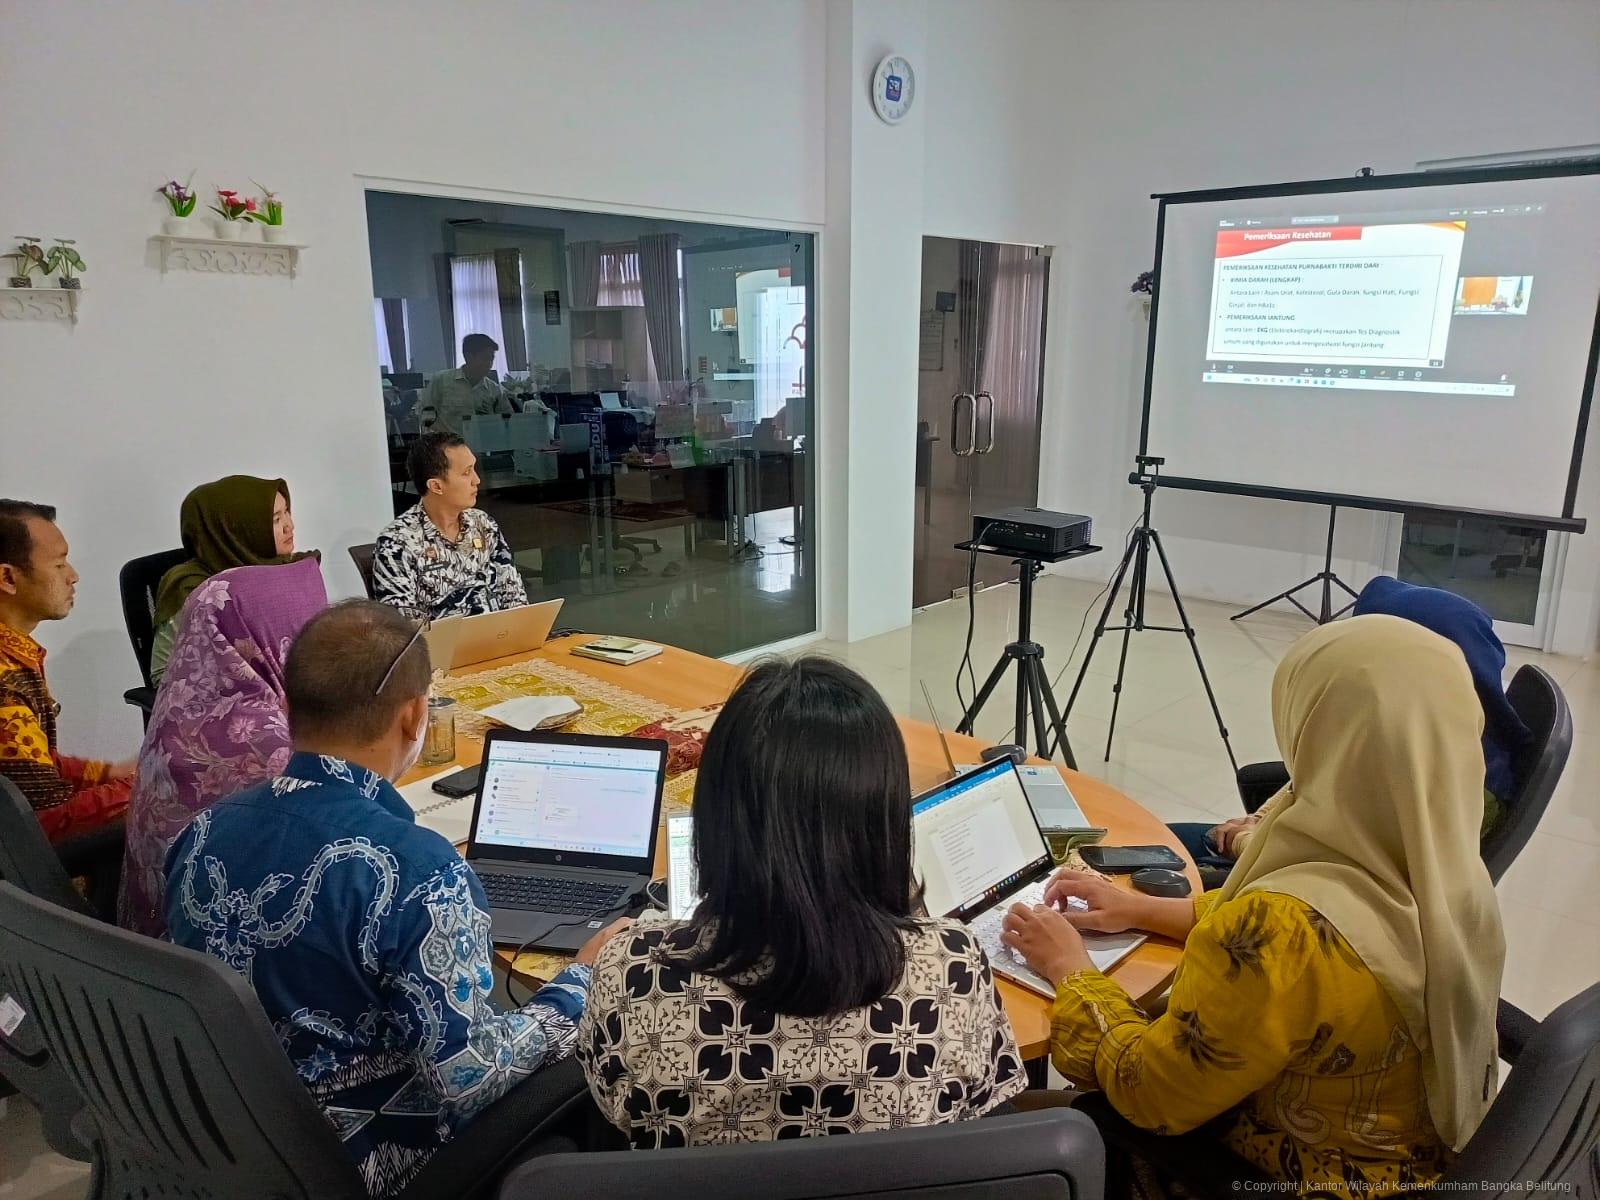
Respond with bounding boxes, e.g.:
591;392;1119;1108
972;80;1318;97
1078;844;1186;875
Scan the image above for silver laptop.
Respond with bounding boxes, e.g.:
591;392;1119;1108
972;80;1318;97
467;728;667;951
912;759;1142;995
425;598;564;671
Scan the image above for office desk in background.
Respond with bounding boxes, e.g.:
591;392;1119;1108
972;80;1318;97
400;636;1197;1062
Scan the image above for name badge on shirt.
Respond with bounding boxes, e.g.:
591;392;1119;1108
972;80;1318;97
473;536;484;551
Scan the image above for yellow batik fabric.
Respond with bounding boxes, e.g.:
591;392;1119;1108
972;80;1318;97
1049;889;1450;1196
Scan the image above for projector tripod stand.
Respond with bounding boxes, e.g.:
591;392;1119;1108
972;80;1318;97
1059;459;1238;770
954;540;1103;770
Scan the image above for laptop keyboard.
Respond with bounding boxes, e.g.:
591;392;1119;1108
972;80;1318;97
477;872;627;915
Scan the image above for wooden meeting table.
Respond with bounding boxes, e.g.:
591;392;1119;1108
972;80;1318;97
406;635;1198;1062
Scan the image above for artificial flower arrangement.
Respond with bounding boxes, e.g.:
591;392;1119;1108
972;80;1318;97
159;173;197;218
43;240;86;290
7;236;47;288
251;180;283;226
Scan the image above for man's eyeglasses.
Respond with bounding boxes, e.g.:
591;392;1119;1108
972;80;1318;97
376;622;426;696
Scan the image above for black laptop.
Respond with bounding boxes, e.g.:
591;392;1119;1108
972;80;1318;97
466;727;667;952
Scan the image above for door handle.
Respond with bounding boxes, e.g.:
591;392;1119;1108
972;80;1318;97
975;391;995;454
951;393;977;457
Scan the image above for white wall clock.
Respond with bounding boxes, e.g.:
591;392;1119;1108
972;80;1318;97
871;54;916;125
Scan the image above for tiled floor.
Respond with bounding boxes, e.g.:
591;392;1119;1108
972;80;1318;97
3;573;1593;1194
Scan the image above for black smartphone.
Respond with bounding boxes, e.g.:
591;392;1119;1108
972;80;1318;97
430;764;482;799
1079;844;1186;874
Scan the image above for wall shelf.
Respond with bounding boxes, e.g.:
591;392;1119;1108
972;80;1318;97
0;286;79;324
153;235;305;278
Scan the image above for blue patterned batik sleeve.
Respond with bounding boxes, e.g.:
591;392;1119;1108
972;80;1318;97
484;518;528;612
371;531;426;621
387;859;590;1129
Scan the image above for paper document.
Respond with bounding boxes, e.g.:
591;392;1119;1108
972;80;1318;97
397;768;475;846
480;695;582;731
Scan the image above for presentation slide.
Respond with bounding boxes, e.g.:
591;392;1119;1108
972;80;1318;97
477;741;658;857
1145;169;1600;519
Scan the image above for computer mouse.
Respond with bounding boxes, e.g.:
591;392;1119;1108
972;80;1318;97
980;744;1027;766
1131;868;1192;898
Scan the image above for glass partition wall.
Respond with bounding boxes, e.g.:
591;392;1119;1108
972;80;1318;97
366;191;815;656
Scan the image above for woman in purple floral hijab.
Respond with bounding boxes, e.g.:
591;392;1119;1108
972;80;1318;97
118;556;327;936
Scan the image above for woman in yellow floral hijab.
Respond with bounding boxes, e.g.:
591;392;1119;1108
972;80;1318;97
1003;615;1505;1194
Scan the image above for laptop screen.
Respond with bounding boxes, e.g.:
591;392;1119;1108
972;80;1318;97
912;759;1052;920
473;735;663;863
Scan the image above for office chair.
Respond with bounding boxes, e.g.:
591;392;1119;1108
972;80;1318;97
500;1108;1106;1200
117;546;187;726
1482;664;1572;883
349;542;379;599
0;882;589;1200
0;779;95;1159
1231;664;1570;885
1075;986;1600;1199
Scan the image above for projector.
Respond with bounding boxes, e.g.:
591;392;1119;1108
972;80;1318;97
973;507;1093;556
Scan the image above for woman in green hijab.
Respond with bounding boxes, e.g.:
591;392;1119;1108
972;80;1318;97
149;476;304;683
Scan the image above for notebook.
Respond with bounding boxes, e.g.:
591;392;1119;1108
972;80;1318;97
480;695;583;731
397;768;475;845
571;636;663;666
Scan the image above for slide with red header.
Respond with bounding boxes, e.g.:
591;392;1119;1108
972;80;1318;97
1205;221;1465;368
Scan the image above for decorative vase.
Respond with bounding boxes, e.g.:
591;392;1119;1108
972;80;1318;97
7;276;31;289
214;218;243;241
261;225;290;244
162;215;191;237
58;277;81;291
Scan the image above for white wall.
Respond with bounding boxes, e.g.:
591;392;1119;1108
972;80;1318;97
0;0;826;757
1037;0;1600;655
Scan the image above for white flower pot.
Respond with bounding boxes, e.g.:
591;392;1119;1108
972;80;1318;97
261;225;291;244
213;219;244;241
162;215;193;237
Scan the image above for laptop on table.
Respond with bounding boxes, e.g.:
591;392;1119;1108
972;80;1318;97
467;727;667;952
912;758;1144;997
424;598;564;672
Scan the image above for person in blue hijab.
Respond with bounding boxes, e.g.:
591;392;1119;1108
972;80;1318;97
1352;575;1531;805
1170;575;1529;882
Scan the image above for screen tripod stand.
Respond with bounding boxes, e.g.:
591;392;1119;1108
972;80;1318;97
954;539;1102;769
1230;504;1359;624
1059;458;1238;770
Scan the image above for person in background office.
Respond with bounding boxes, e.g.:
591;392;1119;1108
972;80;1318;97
371;432;527;621
0;500;136;845
119;556;327;937
418;332;514;433
164;600;624;1198
1170;576;1528;882
579;656;1025;1148
150;475;305;684
1002;617;1503;1196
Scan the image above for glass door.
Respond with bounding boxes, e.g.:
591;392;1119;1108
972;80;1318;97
913;238;1050;608
1385;514;1562;646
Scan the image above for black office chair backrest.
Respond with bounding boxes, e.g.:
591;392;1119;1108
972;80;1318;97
349;542;379;599
118;547;187;687
1445;983;1600;1197
0;777;92;917
1483;664;1573;883
500;1108;1105;1200
0;881;366;1199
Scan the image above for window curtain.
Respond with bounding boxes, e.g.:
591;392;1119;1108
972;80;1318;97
567;241;602;309
958;240;1000;396
638;232;686;387
597;245;645;307
448;254;509;376
976;244;1049;507
380;298;408;372
374;299;393;372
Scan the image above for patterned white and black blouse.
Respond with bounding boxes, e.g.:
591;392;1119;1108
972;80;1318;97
578;917;1026;1148
371;504;527;622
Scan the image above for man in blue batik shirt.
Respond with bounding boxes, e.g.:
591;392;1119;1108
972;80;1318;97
164;600;628;1198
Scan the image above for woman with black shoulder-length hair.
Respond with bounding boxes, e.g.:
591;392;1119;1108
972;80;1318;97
578;656;1025;1148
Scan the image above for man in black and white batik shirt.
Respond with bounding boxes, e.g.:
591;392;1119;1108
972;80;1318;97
579;916;1026;1147
373;432;527;622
